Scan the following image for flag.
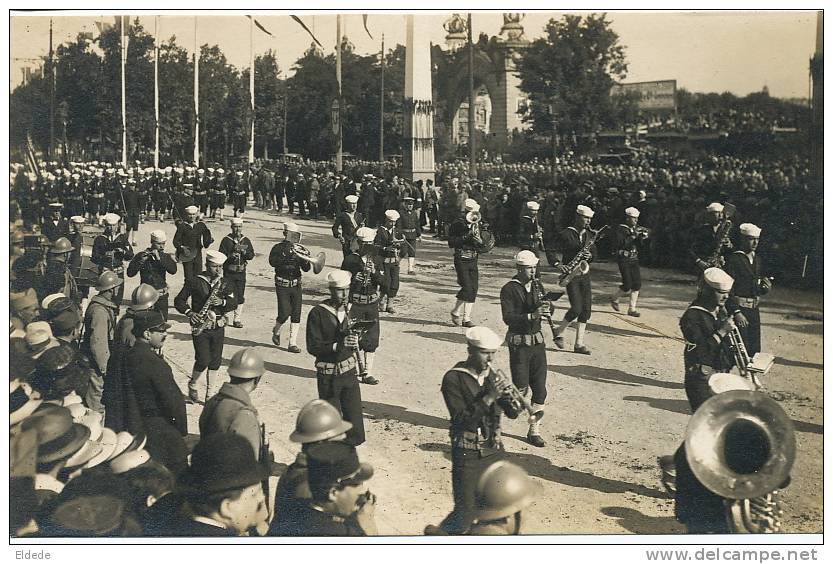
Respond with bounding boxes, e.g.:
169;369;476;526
247;15;274;37
25;133;41;179
291;15;322;48
362;14;374;40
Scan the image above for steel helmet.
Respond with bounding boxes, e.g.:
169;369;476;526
289;399;353;444
49;237;75;255
227;347;265;379
471;461;537;522
130;284;159;311
95;271;123;293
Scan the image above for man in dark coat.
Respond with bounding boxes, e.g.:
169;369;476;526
173;205;213;283
42;202;70;242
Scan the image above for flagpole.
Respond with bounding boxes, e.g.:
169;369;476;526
467;13;475;178
193;16;199;166
121;16;128;167
379;33;384;163
336;14;343;173
154;15;160;169
249;16;255;164
49;18;55;161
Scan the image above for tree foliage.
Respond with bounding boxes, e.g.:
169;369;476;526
516;13;629;137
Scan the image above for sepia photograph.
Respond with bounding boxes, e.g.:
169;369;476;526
7;1;824;555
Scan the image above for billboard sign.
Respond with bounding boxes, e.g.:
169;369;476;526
611;80;677;111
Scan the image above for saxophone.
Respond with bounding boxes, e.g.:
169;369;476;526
191;276;224;336
558;225;608;287
704;203;736;268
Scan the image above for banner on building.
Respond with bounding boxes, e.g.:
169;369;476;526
611;80;677;111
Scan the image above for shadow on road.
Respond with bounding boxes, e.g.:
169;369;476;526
403;329;466;344
600;506;683;534
775;357;824;371
417;442;668;500
623;395;691;415
363;401;449;431
555;365;684;390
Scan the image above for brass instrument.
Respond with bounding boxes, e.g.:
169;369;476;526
634;226;651;239
292;243;326;274
719;306;775;390
345;317;375;375
486;362;543;423
685;390;795;534
705;203;736;268
465;211;495;253
558;225;608;288
191;276;224;336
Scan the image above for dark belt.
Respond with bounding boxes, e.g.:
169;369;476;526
275;276;300;287
455;249;478;260
617;250;638;259
507;331;545;347
735;296;759;309
351;293;378;305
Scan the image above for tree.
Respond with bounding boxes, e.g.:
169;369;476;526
157;36;193;163
252;50;286;158
516;13;629;142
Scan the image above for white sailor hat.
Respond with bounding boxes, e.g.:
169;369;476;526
70;215;86;224
327;270;352;289
49;202;64;209
526;201;540;211
207;167;215;173
41;293;67;310
356;227;376;243
706;202;724;213
385;210;400;221
230;217;244;226
465;326;503;352
576;204;594;218
150;229;167;242
184;205;199;214
217;168;225;174
205;250;227;266
625;206;640;218
197;168;205;174
464;198;480;212
283;222;300;233
514;250;539;267
708;372;755;395
103;213;121;225
703;267;734;292
345;195;359;204
739;223;762;238
236;171;244;176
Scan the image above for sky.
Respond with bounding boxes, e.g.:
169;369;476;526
9;9;819;99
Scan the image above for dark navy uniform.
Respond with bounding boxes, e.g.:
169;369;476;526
689;223;732;271
723;250;769;357
332;210;364;258
127;249;178;319
439;361;520;534
397;207;422;258
92;231;134;308
613;223;643;293
193;174;209;216
174;272;237;374
558;226;597;323
269;241;311;326
517;214;541;254
42;218;70;243
306;300;365;446
173;220;213;283
218;233;255;307
341;252;382;354
679;298;734;411
673;443;729;533
500;276;548;406
374;225;402;304
448;215;481;303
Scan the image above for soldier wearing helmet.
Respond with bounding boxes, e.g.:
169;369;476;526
199;347;265;459
268;399;353;535
466;461;536;535
115;284;161;349
37;237;80;306
81;270;123;415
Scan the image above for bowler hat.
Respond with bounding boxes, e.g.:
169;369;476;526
306;442;373;493
21;405;90;464
181;433;268;494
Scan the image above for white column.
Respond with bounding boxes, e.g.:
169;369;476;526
193;17;199;166
120;16;128;167
249;16;255;164
154;15;159;169
404;15;435;183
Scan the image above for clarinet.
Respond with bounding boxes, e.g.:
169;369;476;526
532;275;558;342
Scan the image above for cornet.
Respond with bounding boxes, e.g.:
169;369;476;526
292;243;326;274
486;362;543;423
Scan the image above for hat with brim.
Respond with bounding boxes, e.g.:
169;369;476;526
176;245;198;263
65;439;103;469
38;422;91;464
45;494;125;536
110;448;151;475
181;433;269;494
84;427;118;469
307;442;374;492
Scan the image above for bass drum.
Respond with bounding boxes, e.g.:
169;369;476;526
478;229;496;254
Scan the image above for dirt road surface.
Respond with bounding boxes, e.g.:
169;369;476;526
121;207;823;535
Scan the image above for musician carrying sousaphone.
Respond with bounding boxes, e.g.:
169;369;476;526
448;199;494;328
673;380;795;534
174;250;237;404
269;222;325;353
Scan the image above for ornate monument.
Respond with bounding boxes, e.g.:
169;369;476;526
444;13;467;52
404;14;435;184
491;13;530;146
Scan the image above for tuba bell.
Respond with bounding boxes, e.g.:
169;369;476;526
685;390;795;533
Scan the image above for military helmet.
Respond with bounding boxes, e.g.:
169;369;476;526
227;347;265;380
96;271;124;292
130;284;160;311
289;399;353;444
49;237;74;255
471;461;536;522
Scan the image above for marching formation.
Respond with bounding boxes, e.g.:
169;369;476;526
10;155;797;538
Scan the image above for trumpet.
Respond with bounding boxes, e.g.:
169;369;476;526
292;243;326;274
486;362;543;423
465;210;481;224
719;306;775;390
634;226;651;239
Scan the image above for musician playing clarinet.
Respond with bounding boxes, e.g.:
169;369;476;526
550;205;598;355
127;229;177;320
374;210;403;314
174;250;236;404
500;250;553;448
305;270;366;447
723;223;770;358
218;218;255;329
